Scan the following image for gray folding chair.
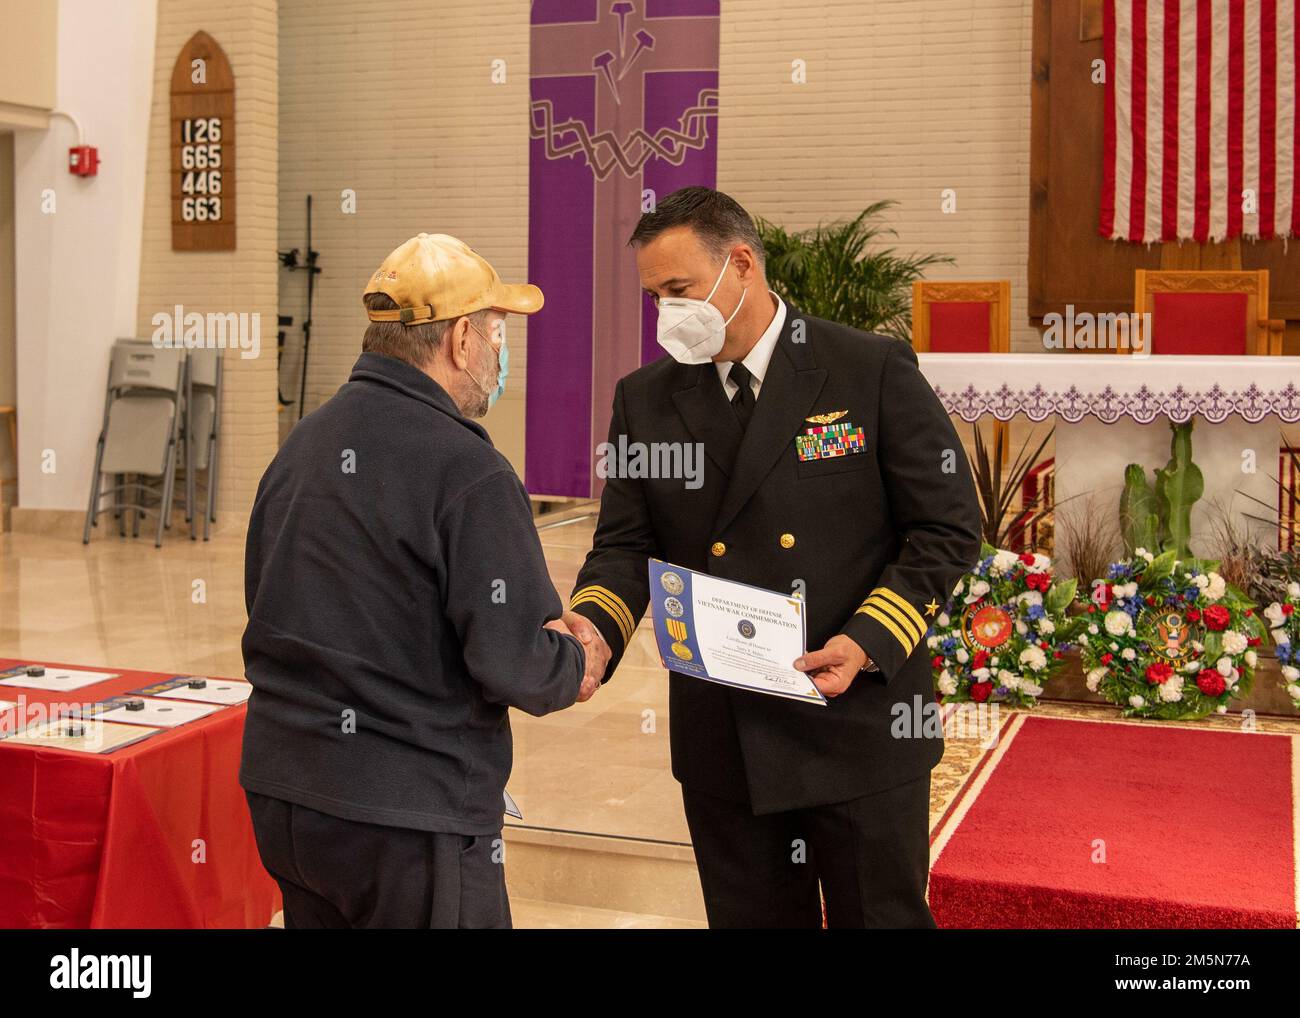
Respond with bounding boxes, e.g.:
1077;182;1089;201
83;340;185;548
182;348;223;541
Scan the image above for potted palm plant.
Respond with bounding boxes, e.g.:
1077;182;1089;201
755;200;952;341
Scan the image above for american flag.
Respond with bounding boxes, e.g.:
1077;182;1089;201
1101;0;1299;243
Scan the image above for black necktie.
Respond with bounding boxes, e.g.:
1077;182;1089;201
728;362;756;431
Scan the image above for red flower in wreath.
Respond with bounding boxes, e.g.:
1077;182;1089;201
1283;603;1296;616
972;650;991;671
1196;672;1226;697
1026;573;1051;592
1019;553;1035;566
969;681;993;703
1202;604;1231;631
1185;607;1201;622
1145;662;1174;685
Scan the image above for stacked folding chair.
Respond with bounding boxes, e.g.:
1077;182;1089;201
181;347;223;541
83;340;186;548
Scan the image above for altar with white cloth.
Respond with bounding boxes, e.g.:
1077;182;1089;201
916;354;1300;556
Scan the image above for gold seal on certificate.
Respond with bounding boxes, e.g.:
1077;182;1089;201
647;559;826;705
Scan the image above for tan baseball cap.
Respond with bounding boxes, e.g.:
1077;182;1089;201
363;233;544;325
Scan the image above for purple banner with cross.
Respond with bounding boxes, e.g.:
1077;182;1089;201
527;0;719;498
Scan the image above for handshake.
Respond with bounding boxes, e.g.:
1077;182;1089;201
544;611;613;702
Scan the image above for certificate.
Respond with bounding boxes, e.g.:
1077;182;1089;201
647;560;825;705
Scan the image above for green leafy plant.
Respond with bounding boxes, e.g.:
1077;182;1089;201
754;201;953;340
1119;421;1204;558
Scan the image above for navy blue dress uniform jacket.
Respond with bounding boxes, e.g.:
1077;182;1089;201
568;309;982;814
240;352;583;836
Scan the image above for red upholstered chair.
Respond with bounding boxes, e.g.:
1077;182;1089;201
911;280;1012;354
1132;270;1284;356
912;280;1012;462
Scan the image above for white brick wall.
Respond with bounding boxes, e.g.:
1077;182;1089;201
719;0;1036;349
136;0;280;521
277;0;532;472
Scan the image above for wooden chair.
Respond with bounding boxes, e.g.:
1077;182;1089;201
913;280;1013;463
1132;270;1285;356
912;280;1012;354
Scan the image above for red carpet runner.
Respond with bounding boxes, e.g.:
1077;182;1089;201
929;714;1299;928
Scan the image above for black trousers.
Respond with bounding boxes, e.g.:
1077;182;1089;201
681;773;936;929
245;791;511;929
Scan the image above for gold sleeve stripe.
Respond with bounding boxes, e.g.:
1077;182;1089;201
855;603;916;656
569;593;632;647
870;587;928;639
570;586;634;645
862;594;924;646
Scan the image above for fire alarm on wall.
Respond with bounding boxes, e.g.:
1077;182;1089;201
68;145;99;176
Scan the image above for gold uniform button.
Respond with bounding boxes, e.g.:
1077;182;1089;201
710;541;726;557
780;533;795;549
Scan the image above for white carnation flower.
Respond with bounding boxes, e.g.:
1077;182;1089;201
1221;631;1248;655
1288;581;1300;598
964;580;990;604
1216;657;1234;677
937;671;957;696
927;635;940;649
1085;667;1106;692
1121;648;1136;661
1019;646;1048;672
1021;679;1043;697
1286;682;1300;699
1282;665;1300;681
1216;705;1228;714
971;667;991;681
1016;590;1043;607
992;550;1019;574
1264;603;1286;626
998;670;1020;690
1244;650;1257;668
1027;554;1049;574
1129;694;1145;708
1272;628;1290;646
1204;572;1226;601
955;647;969;664
1015;620;1029;636
1104;611;1133;637
1159;679;1184;702
1037;618;1055;635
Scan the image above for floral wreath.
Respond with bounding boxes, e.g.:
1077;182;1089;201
1080;548;1266;720
1263;582;1300;710
929;545;1083;708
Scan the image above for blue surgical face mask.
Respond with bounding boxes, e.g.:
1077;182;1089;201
468;319;508;408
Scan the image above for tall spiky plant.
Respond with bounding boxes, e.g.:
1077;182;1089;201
755;201;953;341
967;422;1056;549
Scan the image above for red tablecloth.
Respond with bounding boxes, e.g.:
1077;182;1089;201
0;659;279;928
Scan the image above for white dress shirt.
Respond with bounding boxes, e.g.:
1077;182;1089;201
715;291;786;401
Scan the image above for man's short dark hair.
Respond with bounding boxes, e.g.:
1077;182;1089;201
362;293;491;369
627;186;765;266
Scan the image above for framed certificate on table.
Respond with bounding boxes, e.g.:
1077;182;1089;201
648;559;825;705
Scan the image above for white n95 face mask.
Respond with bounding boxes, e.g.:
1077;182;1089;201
654;252;748;364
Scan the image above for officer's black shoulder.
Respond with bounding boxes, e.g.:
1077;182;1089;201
616;351;698;398
798;312;915;371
